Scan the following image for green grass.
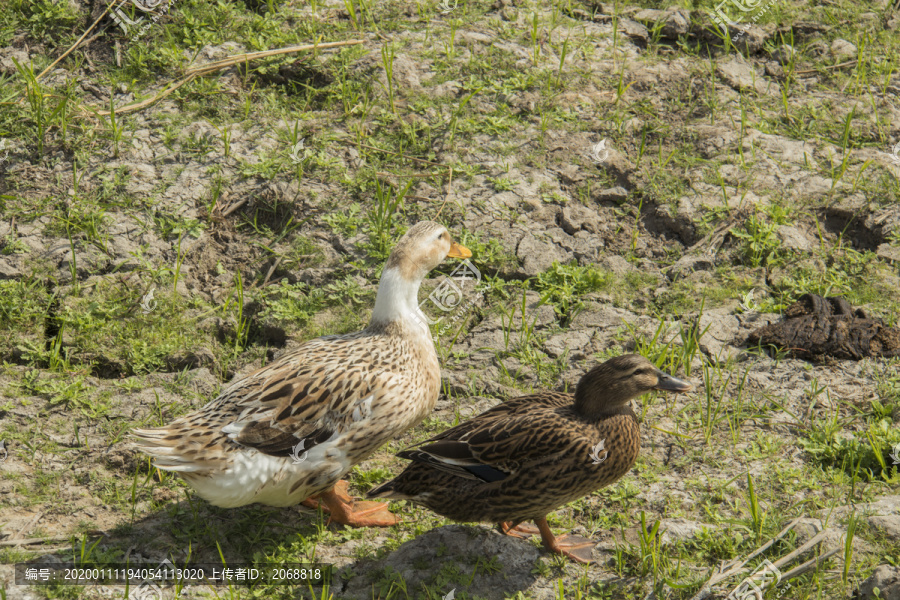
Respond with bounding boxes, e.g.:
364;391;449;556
1;0;899;598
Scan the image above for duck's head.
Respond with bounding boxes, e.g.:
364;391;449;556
371;221;471;328
574;354;692;418
384;221;471;280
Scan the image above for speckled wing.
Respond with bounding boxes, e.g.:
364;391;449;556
214;334;392;457
398;391;586;483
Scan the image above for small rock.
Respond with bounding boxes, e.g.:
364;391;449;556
618;19;649;42
859;12;879;26
432;80;460;96
0;257;22;280
543;330;591;358
633;8;665;23
593;186;629;202
387;54;426;90
632;8;689;37
728;24;768;54
599;255;634;276
772;44;795;65
877;243;900;263
856;565;900;600
697;310;742;361
792;517;824;544
184;42;246;65
661;9;690;37
831;38;858;59
666;254;715;281
657;518;716;545
870;514;900;540
0;48;30;75
776;225;815;252
560;205;601;235
515;234;571;277
717;55;772;95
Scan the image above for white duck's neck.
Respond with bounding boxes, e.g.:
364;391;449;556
370;267;428;333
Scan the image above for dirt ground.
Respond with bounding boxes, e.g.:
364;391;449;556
1;0;900;599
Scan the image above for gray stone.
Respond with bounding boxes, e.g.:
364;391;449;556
570;303;639;330
831;38;858;59
559;204;601;235
657;518;717;545
183;42;246;65
432;80;460;96
0;257;22;280
600;254;635;276
731;25;768;54
593;186;629;202
458;31;494;45
389;54;427;91
516;234;571;277
633;8;689;37
856;565;900;600
772;44;796;65
695;125;738;158
717;56;774;96
543;330;592;359
870;514;900;539
618;19;649;42
819;496;900;543
661;9;690;37
792;517;824;544
666;254;715;280
569;232;605;263
0;48;30;76
697;309;741;361
877;243;900;263
776;225;815;252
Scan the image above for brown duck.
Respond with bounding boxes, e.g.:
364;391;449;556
369;354;692;562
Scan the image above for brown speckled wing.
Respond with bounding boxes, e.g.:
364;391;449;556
212;333;399;458
400;391;585;481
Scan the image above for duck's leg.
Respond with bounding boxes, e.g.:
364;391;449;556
302;481;398;527
534;517;595;564
499;521;540;538
302;480;353;509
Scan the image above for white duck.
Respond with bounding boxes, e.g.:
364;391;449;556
133;221;471;526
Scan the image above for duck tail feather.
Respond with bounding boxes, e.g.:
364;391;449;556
367;479;407;500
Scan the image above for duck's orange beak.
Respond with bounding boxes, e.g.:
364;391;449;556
447;242;472;259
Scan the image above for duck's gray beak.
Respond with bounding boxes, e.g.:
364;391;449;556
653;369;692;392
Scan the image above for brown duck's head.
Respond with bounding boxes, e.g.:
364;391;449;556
574;354;692;418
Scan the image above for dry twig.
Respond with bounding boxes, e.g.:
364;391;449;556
80;40;364;117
